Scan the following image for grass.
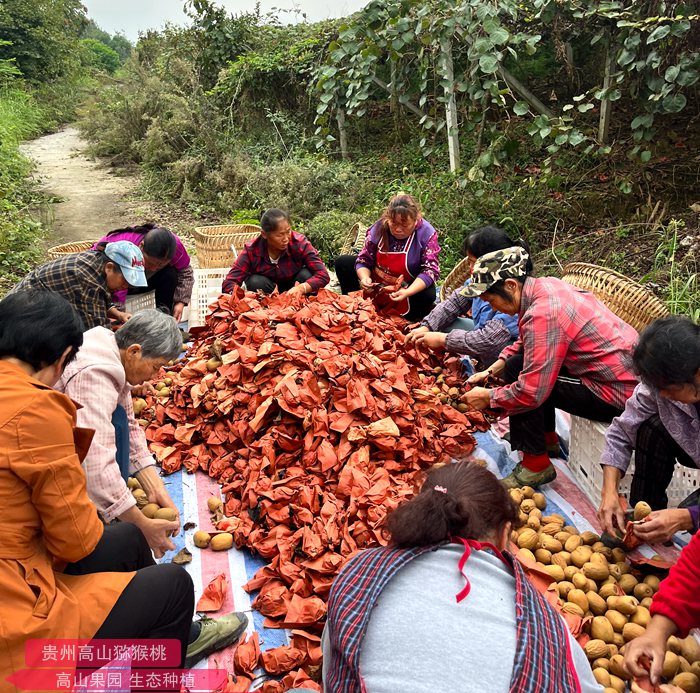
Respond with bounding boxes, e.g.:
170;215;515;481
0;86;47;293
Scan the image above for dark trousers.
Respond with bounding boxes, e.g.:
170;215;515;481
335;255;362;294
246;267;312;294
504;354;623;456
111;405;130;482
334;254;436;322
630;414;697;510
65;523;194;669
129;265;178;313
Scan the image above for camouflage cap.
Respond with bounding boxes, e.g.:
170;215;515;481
459;246;530;298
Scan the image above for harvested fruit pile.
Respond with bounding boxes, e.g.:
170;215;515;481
511;489;697;693
141;288;489;689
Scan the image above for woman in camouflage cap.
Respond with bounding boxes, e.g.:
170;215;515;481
462;246;638;489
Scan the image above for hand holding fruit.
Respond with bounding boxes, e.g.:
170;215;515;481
463;386;491;411
632;509;693;545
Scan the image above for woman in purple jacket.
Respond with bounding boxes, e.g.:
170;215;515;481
599;316;700;545
95;223;193;322
335;194;440;321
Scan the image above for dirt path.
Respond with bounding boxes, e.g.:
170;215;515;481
20;127;138;245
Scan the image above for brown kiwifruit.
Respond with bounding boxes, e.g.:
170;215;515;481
210;533;233;551
154;507;178;521
141;503;160;519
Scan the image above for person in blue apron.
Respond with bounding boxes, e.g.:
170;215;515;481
322;461;604;693
335;193;440;321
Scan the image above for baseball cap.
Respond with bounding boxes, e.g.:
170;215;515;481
459;246;530;298
104;241;148;287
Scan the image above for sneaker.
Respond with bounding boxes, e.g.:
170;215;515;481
184;611;248;669
501;462;557;489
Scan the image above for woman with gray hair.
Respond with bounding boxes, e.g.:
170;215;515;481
56;309;183;557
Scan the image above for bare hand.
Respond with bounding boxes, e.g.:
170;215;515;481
406;326;429;344
464;386;491;411
110;309;131;324
147;487;181;535
389;287;411;302
141;518;179;558
172;302;185;322
624;632;667;684
632;508;692;545
359;276;373;290
131;382;156;397
415;331;447;350
597;489;627;538
287;282;309;297
468;369;491;386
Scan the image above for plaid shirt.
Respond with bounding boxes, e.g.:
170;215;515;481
10;251;112;330
491;276;638;414
222;231;330;293
325;543;581;692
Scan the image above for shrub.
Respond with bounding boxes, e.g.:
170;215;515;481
299;210;367;264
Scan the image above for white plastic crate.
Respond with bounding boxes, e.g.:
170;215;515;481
188;268;229;328
567;415;700;508
124;290;156;314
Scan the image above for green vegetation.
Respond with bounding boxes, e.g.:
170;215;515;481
0;3;133;292
0;78;45;291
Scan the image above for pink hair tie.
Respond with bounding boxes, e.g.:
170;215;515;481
434;485;448;494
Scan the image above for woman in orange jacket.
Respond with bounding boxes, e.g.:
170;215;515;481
0;291;244;691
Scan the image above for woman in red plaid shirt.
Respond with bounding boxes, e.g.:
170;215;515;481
463;246;638;489
222;209;330;296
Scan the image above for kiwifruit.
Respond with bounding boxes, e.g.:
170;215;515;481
193;530;211;548
210;533;234;551
141;503;160;518
154;507;178;521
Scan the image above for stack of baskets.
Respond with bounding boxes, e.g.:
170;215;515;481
192;224;262;269
189;224;261;327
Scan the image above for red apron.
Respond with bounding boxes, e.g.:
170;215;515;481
371;230;415;316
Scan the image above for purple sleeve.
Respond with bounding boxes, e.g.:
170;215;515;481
171;235;191;271
112;289;127;306
688;505;700;534
355;235;378;272
600;383;659;475
417;231;440;287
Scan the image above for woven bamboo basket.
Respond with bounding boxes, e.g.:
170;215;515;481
339;222;368;257
440;256;472;302
562;262;669;333
47;240;96;260
193;224;262;269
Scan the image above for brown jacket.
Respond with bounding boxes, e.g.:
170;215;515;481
0;361;134;691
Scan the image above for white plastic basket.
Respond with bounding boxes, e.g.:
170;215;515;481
124;291;156;315
567;415;700;508
188;269;229;328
